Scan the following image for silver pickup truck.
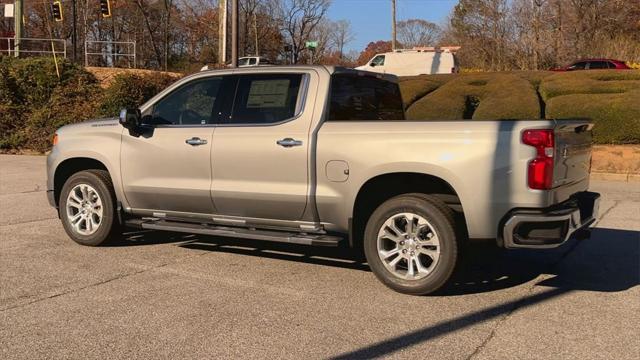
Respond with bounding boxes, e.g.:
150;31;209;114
47;66;600;295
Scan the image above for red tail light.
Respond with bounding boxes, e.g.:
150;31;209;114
522;129;554;190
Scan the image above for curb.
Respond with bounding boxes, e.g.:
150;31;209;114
591;172;640;182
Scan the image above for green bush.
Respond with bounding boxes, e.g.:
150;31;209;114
1;57;179;152
540;70;640;144
0;57;102;151
98;72;178;117
405;73;541;120
402;69;640;144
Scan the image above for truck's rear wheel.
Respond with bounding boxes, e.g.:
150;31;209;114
59;170;119;246
364;194;458;295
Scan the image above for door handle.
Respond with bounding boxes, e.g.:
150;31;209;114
185;137;208;146
276;138;303;148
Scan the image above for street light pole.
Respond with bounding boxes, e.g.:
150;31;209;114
231;0;238;67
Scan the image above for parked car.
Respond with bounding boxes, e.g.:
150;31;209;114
47;66;600;295
356;49;459;76
200;56;274;71
237;56;274;67
552;59;631;71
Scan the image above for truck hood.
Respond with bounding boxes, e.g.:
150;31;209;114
57;117;120;135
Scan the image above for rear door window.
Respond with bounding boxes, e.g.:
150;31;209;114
226;73;304;125
328;74;405;121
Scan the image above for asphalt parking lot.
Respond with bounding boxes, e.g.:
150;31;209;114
1;154;639;359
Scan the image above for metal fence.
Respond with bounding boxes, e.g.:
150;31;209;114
0;37;67;58
84;40;136;68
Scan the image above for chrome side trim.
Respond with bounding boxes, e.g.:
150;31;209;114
127;208;331;234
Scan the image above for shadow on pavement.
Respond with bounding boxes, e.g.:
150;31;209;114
328;227;639;359
112;227;639;295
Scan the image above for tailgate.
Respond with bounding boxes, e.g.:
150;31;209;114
553;120;593;187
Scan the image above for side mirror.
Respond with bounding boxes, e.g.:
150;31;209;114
369;62;376;67
119;108;141;136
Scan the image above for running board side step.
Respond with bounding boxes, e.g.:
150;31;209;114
125;219;343;247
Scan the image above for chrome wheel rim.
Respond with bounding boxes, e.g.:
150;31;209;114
65;184;103;236
376;212;441;280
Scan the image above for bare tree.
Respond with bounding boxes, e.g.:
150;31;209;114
397;19;441;48
331;19;355;59
275;0;331;63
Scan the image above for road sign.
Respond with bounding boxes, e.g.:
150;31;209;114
4;3;14;17
305;41;318;49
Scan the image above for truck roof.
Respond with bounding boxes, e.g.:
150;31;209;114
199;65;399;83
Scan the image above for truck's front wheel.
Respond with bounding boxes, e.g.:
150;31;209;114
59;170;119;246
364;194;458;295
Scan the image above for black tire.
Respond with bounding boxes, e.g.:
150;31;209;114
59;170;120;246
363;194;458;295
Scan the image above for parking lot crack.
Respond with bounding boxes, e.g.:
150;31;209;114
0;269;149;312
0;252;209;312
466;201;610;360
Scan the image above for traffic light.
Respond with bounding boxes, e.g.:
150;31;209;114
51;1;63;22
100;0;111;18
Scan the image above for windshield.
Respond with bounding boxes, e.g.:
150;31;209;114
370;55;385;66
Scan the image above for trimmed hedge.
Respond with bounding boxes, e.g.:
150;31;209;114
98;72;177;117
401;70;640;144
0;57;180;152
404;73;541;120
2;57;639;151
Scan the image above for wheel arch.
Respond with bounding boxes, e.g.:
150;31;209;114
53;157;110;207
350;172;468;249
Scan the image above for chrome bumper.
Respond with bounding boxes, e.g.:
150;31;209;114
502;192;600;249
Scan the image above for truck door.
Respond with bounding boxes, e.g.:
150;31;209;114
210;72;313;221
120;75;227;215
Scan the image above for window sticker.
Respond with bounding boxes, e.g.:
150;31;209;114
247;79;290;108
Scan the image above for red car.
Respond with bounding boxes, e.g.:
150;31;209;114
552;59;631;71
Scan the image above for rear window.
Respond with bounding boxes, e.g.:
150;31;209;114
328;74;404;121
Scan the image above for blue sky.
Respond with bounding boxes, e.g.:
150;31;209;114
328;0;458;52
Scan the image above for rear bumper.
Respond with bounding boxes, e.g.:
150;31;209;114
501;191;600;249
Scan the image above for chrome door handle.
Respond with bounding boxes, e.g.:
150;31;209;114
276;138;303;147
185;137;208;146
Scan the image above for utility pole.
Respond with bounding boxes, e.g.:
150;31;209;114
231;0;238;67
253;12;258;56
14;0;23;57
218;0;227;65
72;0;77;63
391;0;397;51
